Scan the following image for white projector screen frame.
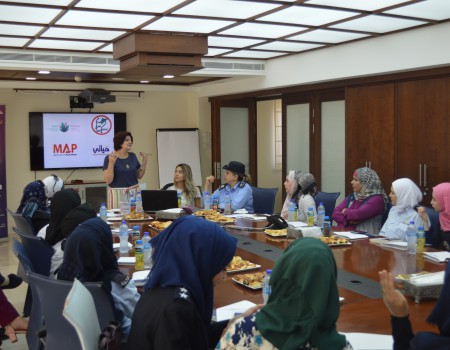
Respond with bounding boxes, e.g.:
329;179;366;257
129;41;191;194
156;129;202;188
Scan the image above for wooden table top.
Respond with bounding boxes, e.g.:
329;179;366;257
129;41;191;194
113;216;446;335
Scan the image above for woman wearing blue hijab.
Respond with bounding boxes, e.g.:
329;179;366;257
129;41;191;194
126;215;237;350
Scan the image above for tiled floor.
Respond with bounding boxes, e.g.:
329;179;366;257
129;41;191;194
1;234;29;350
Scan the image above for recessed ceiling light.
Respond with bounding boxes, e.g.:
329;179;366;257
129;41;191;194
111;77;126;81
26;77;36;80
140;80;150;84
163;74;174;79
38;70;50;74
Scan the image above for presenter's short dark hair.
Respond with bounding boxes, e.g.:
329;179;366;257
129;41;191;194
114;131;133;151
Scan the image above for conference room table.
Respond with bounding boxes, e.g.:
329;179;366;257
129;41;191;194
113;215;446;336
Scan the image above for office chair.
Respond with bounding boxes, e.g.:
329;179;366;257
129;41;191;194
7;208;36;236
161;182;174;190
251;187;278;214
63;279;101;350
381;201;393;226
314;191;340;220
28;272;117;350
12;238;44;350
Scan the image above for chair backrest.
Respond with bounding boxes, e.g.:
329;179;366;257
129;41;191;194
314;191;341;220
28;272;117;350
63;279;101;350
13;238;43;350
251;187;278;215
13;227;53;276
161;182;174;190
381;201;393;226
7;207;36;236
425;206;441;248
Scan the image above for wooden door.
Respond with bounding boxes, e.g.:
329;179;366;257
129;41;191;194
345;84;395;196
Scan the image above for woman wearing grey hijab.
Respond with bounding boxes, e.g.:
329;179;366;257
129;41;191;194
293;171;318;222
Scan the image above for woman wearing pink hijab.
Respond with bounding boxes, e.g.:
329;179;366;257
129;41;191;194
419;182;450;250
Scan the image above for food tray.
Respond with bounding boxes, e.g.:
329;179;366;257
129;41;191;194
264;229;287;237
155;210;187;220
232;277;263;290
226;264;261;274
125;213;152;221
318;236;352;247
402;280;443;304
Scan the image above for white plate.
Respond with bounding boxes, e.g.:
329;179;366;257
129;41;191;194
107;217;123;222
226;264;261;274
231;277;262;290
107;209;120;213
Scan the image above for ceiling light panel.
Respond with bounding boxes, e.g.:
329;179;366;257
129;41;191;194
331;15;426;33
0;0;71;5
142;17;234;33
289;29;369;43
75;0;185;13
0;24;43;36
98;44;113;52
42;28;126;41
0;37;29;47
224;50;285;59
56;10;152;29
205;48;232;56
208;36;264;48
173;0;280;19
385;0;450;21
219;23;305;38
258;6;359;26
255;41;323;52
305;0;409;12
0;5;61;23
29;39;104;51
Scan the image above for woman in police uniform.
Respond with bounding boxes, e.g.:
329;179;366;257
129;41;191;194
204;161;253;213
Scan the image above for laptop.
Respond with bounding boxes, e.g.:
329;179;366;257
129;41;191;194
141;190;178;213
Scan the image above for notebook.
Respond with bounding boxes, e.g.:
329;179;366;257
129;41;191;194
141;190;178;213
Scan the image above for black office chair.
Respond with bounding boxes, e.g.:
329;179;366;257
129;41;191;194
161;182;174;190
12;238;44;350
425;206;441;248
314;191;340;220
7;207;36;236
28;272;117;350
251;187;278;214
381;201;393;226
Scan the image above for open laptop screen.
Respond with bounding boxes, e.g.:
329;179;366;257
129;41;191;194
141;190;178;213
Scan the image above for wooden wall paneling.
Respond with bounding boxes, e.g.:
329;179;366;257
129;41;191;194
345;84;395;196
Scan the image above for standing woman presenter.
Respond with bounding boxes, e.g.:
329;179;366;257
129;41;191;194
103;131;148;209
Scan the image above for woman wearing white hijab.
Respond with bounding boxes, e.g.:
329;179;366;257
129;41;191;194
281;170;299;219
380;178;429;240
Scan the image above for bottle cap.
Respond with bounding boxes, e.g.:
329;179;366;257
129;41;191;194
266;269;272;274
418;226;424;230
324;216;330;220
101;202;106;206
319;202;324;205
308;207;313;210
143;231;149;236
121;220;127;224
133;225;139;230
204;192;209;195
409;220;415;224
136;240;142;245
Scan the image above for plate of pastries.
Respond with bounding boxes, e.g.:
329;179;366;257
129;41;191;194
149;220;172;231
318;235;351;247
232;272;266;290
226;256;260;273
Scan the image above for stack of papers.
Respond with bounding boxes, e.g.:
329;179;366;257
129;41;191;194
341;333;393;350
407;271;445;286
423;251;450;263
213;300;256;322
288;221;308;228
132;270;150;286
334;232;368;240
379;240;407;250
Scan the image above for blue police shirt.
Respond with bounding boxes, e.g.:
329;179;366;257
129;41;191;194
211;181;253;213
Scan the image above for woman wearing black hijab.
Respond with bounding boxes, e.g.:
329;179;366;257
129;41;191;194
36;189;81;278
58;218;140;341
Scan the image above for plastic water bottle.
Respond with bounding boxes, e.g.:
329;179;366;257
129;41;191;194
144;241;152;269
406;220;417;255
323;216;331;237
262;270;272;304
203;192;211;210
135;189;143;213
212;195;219;211
99;202;107;221
417;225;425;253
119;220;129;254
224;194;232;214
142;231;151;246
307;207;315;227
131;225;140;249
135;240;144;271
130;197;136;214
177;190;182;208
288;200;296;221
317;202;325;228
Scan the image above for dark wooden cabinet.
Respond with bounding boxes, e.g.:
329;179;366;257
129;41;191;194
397;77;450;204
345;84;395;196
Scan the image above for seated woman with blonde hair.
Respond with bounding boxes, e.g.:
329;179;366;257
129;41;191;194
166;163;201;207
380;178;429;240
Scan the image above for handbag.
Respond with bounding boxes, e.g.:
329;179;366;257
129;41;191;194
98;321;122;350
